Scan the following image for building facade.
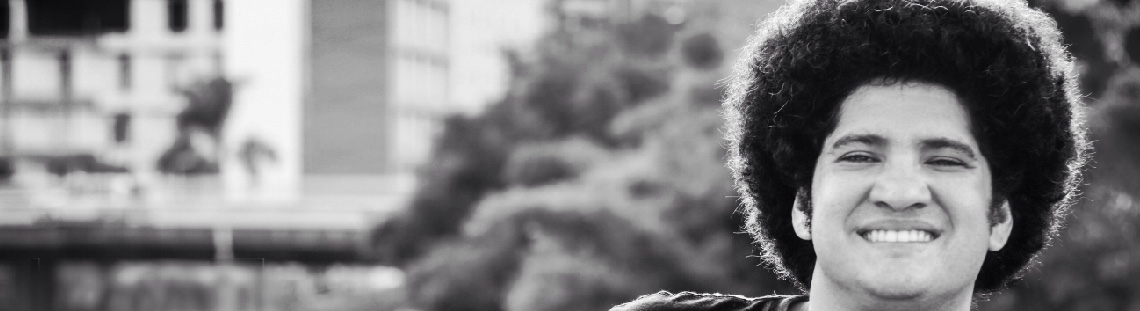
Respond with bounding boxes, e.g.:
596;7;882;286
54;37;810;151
0;0;457;202
1;0;224;177
298;0;451;185
449;0;548;116
289;0;452;200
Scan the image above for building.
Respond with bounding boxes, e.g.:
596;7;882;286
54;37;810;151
0;0;456;202
1;0;224;179
0;1;454;309
0;0;463;263
224;0;452;203
449;0;549;116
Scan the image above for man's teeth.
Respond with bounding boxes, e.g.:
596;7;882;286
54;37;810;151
864;230;934;243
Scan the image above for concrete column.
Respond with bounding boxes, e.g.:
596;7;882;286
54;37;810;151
8;0;26;41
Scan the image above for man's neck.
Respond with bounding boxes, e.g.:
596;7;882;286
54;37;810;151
804;270;975;311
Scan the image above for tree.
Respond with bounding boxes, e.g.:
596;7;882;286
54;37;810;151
978;1;1140;309
379;0;1140;310
156;77;233;174
375;2;797;310
372;13;674;265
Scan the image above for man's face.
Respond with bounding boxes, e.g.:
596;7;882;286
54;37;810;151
796;82;1012;301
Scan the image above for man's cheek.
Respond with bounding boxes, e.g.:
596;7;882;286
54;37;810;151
930;179;992;224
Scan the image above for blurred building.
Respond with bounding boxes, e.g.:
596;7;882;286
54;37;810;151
0;0;457;202
389;0;451;175
226;0;453;203
0;0;222;177
0;0;579;309
0;1;451;309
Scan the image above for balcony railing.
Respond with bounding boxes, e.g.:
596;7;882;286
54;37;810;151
0;171;407;229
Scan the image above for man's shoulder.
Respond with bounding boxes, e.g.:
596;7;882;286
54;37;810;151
609;291;806;311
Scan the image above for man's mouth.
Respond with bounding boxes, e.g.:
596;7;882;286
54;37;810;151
857;229;940;243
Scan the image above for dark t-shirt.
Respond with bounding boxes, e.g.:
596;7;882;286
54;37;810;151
610;291;808;311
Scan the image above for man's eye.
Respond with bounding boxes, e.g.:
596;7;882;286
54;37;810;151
927;157;965;166
838;153;879;163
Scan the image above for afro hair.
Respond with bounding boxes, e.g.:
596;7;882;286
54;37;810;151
723;0;1089;294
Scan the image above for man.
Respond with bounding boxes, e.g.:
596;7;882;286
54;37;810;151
612;0;1088;310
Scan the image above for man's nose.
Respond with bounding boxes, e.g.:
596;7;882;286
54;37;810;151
868;162;932;211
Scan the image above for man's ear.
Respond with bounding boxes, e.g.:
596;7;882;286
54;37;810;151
989;200;1014;251
791;195;811;241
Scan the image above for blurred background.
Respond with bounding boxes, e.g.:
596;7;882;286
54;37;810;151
0;0;1136;310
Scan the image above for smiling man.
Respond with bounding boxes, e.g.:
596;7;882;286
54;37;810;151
611;0;1088;310
797;81;1013;310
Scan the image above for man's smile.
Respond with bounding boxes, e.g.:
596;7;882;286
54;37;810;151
858;229;938;243
854;220;944;244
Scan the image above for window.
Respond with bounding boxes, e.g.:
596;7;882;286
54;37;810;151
1;1;9;39
59;51;72;100
118;53;132;91
168;0;188;33
213;0;224;31
112;113;131;144
26;0;129;35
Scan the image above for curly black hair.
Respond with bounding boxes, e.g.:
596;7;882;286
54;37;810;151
723;0;1089;294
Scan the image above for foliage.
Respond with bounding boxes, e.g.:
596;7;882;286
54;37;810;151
376;2;797;310
43;155;128;176
502;138;607;187
0;157;12;181
175;78;234;138
979;1;1140;310
156;77;233;175
372;14;676;264
381;0;1140;310
681;32;724;70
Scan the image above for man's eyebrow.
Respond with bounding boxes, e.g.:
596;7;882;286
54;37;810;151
920;138;978;160
830;134;886;150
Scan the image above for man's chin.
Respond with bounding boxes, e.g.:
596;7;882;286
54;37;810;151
860;277;930;301
865;285;925;301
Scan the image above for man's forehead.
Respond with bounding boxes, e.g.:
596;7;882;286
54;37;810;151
826;82;980;150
